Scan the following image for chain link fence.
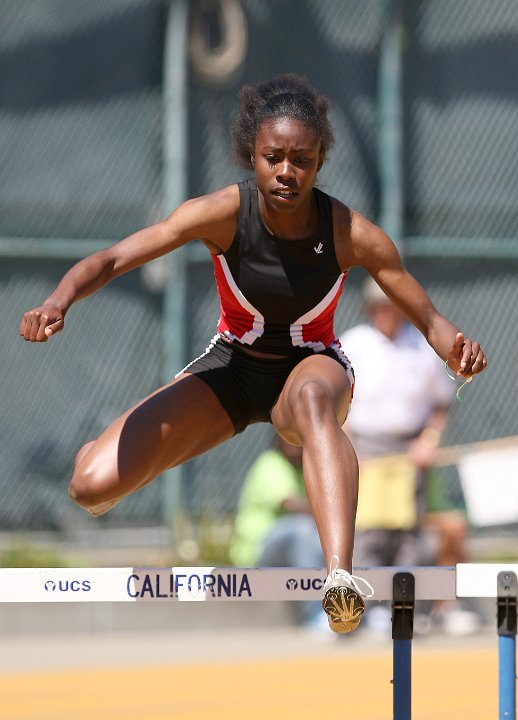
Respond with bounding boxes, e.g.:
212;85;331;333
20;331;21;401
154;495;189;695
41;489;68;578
404;0;518;239
0;0;165;241
1;1;517;548
0;0;167;533
0;258;163;531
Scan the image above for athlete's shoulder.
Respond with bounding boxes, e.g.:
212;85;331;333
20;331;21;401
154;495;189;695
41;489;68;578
325;195;381;235
171;184;240;253
347;208;386;244
182;183;240;218
346;208;398;271
328;198;375;271
328;195;353;227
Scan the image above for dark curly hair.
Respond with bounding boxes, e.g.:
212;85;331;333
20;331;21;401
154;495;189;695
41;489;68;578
230;73;335;170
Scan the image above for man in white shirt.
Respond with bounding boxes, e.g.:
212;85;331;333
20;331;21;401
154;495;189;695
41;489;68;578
340;278;478;635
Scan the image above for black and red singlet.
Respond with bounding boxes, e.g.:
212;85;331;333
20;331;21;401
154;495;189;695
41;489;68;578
211;178;347;355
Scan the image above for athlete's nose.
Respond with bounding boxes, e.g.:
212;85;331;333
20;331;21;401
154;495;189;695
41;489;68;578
277;158;294;181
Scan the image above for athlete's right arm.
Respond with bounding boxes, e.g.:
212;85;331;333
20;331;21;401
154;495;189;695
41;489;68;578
19;185;239;342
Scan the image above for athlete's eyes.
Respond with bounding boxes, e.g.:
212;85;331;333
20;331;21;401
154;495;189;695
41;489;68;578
264;155;311;167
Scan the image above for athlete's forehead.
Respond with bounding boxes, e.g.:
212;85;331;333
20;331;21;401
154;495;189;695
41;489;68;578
255;117;320;152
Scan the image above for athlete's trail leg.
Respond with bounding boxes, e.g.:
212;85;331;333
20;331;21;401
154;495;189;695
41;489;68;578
68;373;234;515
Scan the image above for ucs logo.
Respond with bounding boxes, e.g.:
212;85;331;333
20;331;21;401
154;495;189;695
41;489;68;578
286;577;323;591
44;580;92;592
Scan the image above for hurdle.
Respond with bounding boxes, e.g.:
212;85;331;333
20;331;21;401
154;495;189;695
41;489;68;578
0;564;516;719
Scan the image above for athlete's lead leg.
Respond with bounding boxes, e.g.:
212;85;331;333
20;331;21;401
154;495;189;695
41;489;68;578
271;354;373;632
271;355;357;570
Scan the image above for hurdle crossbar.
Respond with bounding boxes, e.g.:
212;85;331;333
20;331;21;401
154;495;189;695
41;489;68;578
0;565;455;603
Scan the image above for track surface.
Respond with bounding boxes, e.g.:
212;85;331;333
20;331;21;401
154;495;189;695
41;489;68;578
0;628;500;720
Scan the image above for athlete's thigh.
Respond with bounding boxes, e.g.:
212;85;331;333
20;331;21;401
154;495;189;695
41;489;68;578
75;372;234;495
271;354;352;443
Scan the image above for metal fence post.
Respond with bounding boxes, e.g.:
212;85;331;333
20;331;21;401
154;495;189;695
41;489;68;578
377;0;404;253
161;0;189;533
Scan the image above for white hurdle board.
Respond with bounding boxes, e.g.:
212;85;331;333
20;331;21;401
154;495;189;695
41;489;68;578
0;566;456;603
457;563;518;598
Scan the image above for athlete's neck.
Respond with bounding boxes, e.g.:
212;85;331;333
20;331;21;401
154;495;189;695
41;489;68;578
258;191;319;240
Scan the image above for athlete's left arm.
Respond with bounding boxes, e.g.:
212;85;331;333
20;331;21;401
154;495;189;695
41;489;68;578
334;203;487;378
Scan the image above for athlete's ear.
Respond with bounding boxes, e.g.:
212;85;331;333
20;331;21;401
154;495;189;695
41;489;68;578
317;153;325;171
250;154;255;167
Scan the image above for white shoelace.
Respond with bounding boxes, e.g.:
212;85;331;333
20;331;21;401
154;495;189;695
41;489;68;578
329;554;375;598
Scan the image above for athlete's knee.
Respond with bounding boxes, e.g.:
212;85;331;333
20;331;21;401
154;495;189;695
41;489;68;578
74;439;96;467
68;469;103;510
293;379;333;419
68;451;112;511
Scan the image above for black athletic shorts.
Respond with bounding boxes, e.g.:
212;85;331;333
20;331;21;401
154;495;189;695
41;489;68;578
179;335;355;435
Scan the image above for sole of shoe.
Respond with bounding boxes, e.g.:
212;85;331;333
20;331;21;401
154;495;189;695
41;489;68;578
322;586;365;634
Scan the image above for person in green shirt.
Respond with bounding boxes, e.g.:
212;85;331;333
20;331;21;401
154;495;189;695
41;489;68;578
230;437;326;630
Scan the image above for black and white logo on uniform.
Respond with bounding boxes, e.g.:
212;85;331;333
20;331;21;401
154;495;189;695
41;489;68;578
44;580;56;592
286;578;298;590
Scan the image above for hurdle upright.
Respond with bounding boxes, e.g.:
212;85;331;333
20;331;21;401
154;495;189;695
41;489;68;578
457;564;518;720
0;564;516;719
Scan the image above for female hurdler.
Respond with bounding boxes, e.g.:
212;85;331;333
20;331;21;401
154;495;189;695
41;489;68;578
19;74;487;633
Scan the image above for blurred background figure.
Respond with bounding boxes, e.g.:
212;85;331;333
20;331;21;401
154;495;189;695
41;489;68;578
340;278;480;636
229;437;328;633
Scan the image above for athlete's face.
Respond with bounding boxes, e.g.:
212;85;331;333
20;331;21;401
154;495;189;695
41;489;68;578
252;117;324;213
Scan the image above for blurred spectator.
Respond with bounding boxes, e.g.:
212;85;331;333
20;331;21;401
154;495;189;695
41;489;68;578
229;436;327;632
339;277;480;636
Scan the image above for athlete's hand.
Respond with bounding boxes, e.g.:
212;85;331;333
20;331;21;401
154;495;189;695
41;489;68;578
19;303;65;342
446;332;487;378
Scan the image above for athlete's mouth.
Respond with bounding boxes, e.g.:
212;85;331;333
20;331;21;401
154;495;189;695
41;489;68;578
272;189;297;199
